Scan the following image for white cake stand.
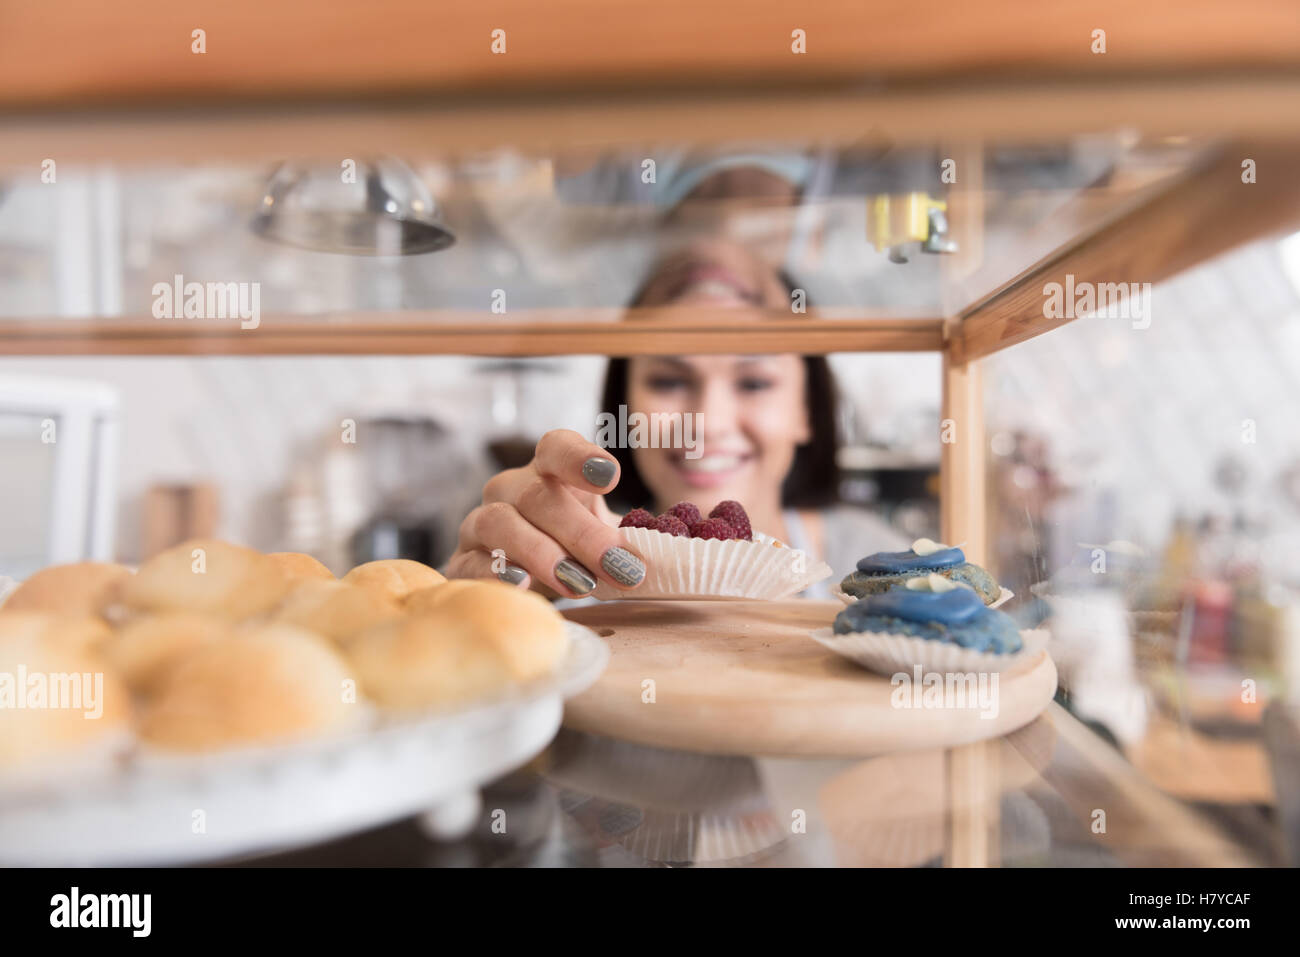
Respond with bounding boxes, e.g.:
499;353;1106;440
0;622;608;865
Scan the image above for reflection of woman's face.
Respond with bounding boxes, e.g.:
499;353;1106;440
627;241;810;517
634;239;790;310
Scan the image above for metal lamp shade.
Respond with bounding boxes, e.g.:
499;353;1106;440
251;157;454;255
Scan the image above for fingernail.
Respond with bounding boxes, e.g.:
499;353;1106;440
601;547;645;587
497;563;529;587
554;558;597;596
582;456;617;488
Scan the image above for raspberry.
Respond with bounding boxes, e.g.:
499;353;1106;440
653;514;690;537
708;500;752;540
619;508;656;530
666;502;701;526
690;518;735;541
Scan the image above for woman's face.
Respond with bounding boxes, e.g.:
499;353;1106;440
627;354;810;516
626;240;810;515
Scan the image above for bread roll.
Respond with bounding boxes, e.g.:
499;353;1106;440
341;559;445;603
3;562;130;617
120;539;292;621
106;613;230;696
0;614;131;769
423;581;568;681
0;611;112;654
348;616;514;712
267;552;335;582
403;579;484;615
141;623;360;751
271;580;402;645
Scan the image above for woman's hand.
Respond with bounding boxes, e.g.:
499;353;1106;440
446;430;647;597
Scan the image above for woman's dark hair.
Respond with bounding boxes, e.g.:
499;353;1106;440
600;269;841;514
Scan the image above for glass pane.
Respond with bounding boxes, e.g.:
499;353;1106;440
0;412;55;578
0;136;1204;322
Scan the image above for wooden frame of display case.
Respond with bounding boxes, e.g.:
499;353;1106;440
5;1;1300;867
0;314;945;356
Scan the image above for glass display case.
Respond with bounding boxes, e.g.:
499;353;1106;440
2;0;1299;872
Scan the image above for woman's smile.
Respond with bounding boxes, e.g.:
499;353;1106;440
671;450;756;489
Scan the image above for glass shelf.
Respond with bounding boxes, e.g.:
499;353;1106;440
0;136;1205;335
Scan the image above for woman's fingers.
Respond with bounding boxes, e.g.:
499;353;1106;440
458;429;637;598
481;467;529;506
481;433;621;515
458;498;645;597
533;429;620;493
515;476;645;589
458;502;571;592
443;547;531;589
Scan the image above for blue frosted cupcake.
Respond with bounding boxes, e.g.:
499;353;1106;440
839;538;1001;605
833;581;1022;654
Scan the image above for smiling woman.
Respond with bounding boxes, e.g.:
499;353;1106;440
603;240;839;528
446;238;908;599
600;240;909;594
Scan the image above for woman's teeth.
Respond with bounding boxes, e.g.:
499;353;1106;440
679;455;744;473
681;279;752;302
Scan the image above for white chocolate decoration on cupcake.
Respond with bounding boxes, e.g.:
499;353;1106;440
905;572;975;593
910;538;949;557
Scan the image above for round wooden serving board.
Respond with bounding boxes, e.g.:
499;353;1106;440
562;600;1057;758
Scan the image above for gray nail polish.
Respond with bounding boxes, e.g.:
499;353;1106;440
554;558;597;596
497;563;529;586
582;456;617;488
601;547;645;587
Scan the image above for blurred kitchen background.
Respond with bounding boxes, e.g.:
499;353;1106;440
2;138;1300;857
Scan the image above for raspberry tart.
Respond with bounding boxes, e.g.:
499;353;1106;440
602;500;831;600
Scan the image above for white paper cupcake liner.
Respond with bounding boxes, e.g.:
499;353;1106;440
618;809;786;865
592;528;832;601
832;581;1013;609
809;626;1049;677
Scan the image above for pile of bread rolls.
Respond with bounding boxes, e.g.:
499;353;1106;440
0;541;569;771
